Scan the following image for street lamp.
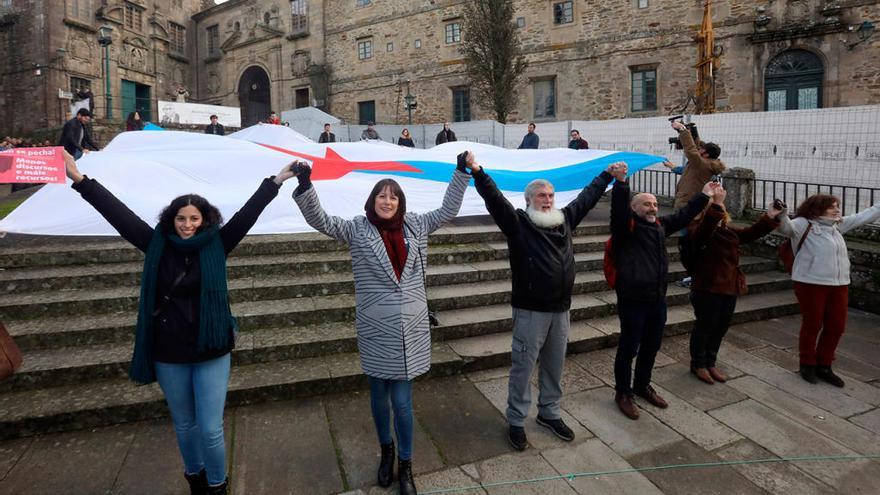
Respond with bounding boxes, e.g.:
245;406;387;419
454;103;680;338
97;25;113;118
403;81;417;125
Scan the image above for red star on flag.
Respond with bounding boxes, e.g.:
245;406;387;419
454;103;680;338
259;144;422;180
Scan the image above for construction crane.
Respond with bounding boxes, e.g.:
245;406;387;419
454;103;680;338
694;0;721;114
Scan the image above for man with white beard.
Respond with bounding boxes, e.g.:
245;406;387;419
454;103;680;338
470;153;625;451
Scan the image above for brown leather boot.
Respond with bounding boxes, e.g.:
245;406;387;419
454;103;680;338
615;392;639;420
691;367;714;385
634;385;669;409
707;367;728;383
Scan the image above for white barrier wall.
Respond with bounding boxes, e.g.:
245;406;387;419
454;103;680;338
284;106;880;190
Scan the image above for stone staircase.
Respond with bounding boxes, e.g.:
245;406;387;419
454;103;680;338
0;217;800;440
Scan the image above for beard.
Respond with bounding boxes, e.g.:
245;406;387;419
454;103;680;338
526;206;565;228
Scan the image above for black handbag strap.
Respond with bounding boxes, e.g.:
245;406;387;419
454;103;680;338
796;222;813;252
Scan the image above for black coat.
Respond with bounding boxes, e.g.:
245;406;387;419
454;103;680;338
205;123;225;136
398;137;415;147
610;180;709;302
435;129;456;145
72;177;280;363
474;168;613;312
59;118;99;156
318;131;336;143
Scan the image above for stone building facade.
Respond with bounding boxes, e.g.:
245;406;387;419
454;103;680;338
2;0;879;135
0;0;204;136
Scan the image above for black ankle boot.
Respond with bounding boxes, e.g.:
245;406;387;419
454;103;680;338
184;469;207;495
398;458;417;495
800;364;818;384
817;366;845;387
205;477;228;495
378;442;395;487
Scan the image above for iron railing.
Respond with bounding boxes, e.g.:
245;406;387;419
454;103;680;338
628;169;682;198
752;179;879;221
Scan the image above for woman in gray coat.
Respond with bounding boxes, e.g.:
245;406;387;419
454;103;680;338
291;152;475;495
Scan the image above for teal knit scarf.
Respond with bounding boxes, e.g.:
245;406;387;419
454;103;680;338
129;225;233;384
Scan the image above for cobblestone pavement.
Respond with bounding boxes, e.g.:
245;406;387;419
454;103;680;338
1;310;879;494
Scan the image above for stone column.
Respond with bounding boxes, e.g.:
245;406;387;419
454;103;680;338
721;167;754;218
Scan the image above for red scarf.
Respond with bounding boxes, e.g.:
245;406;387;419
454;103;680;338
366;210;407;280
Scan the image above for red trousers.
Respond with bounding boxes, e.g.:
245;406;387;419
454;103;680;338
793;282;849;366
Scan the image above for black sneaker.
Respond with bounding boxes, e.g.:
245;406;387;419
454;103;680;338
800;364;818;384
536;415;575;442
816;366;845;388
508;425;527;451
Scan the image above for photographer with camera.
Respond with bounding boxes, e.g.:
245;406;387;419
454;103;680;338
669;120;725;209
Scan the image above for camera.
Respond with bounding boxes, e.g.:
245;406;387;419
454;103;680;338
668;115;699;150
773;198;787;210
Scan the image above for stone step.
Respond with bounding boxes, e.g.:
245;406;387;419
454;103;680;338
0;270;791;393
0;243;687;321
0;222;613;269
0;233;641;297
3;251;757;352
0;289;799;440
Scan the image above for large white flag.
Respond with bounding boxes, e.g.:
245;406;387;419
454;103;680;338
0;128;665;235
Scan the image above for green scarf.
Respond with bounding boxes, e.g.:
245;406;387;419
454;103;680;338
129;225;233;384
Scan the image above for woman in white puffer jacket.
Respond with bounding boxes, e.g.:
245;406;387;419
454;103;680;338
779;194;880;387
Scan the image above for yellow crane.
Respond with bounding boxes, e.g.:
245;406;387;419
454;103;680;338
694;0;720;114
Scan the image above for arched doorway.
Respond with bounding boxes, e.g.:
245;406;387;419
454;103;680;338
238;66;271;127
764;50;823;111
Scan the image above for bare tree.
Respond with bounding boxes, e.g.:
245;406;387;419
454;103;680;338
460;0;528;124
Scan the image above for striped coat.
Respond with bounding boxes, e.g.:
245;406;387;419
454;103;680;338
294;171;470;380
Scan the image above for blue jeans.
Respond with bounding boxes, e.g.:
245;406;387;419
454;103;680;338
155;353;230;485
368;377;414;460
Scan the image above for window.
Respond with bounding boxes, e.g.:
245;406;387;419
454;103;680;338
386;42;393;52
533;79;556;119
452;88;470;122
70;77;91;93
234;21;240;32
206;25;220;58
764;49;823;111
264;12;271;24
169;23;186;54
553;1;573;25
123;3;143;31
358;100;375;125
66;0;93;21
638;0;649;8
358;39;372;60
414;39;421;49
631;68;657;111
356;0;370;6
516;17;526;28
445;22;461;44
295;88;309;108
290;0;308;34
0;0;11;7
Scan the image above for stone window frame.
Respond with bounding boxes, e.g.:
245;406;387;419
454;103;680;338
452;87;471;123
552;1;574;25
630;64;658;112
516;17;525;29
356;0;371;7
206;25;220;59
66;0;93;22
386;42;394;52
70;76;92;93
637;0;649;9
357;38;373;60
531;76;557;120
169;22;186;55
290;0;308;35
445;22;462;44
414;39;422;49
123;2;144;32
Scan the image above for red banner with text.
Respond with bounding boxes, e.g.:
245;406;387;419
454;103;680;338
0;147;66;184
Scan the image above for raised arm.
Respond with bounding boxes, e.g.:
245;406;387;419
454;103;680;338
838;203;880;234
610;178;634;240
562;162;619;228
290;162;356;244
219;163;292;253
660;182;713;235
415;159;471;234
65;150;153;251
733;201;783;244
471;155;520;238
